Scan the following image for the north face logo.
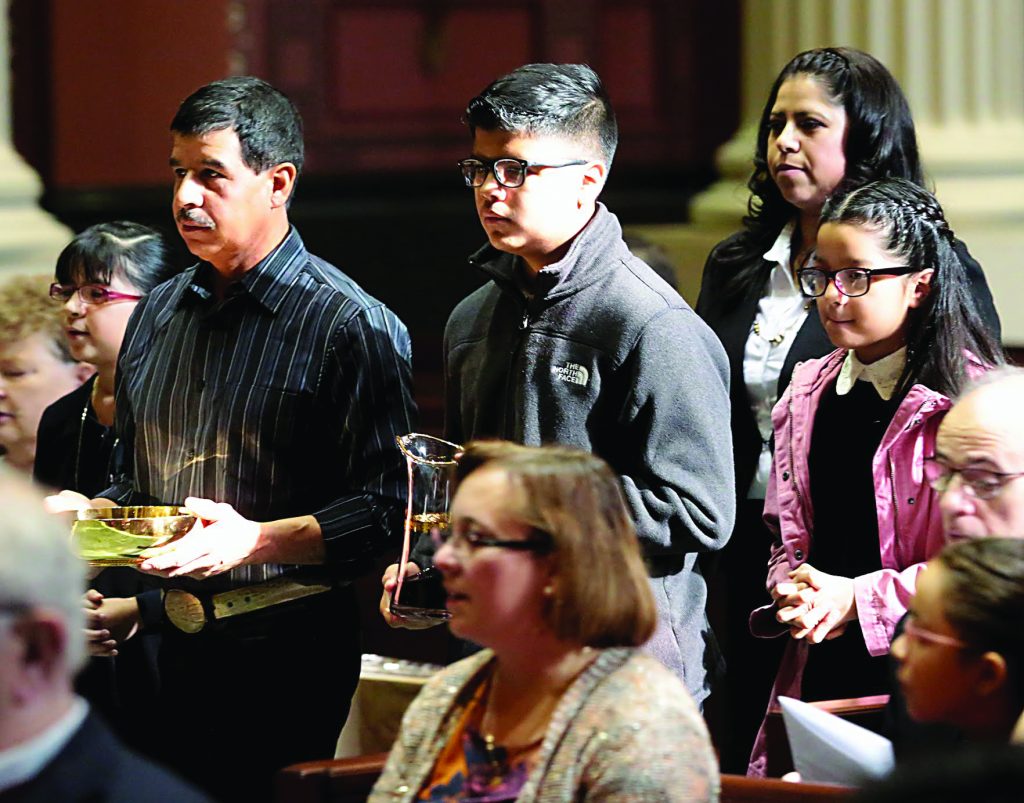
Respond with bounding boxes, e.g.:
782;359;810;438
553;361;589;387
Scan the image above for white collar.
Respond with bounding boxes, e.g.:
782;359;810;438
763;220;796;267
836;347;908;401
0;698;88;793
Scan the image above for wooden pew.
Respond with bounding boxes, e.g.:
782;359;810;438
721;775;854;801
276;754;855;802
277;752;388;803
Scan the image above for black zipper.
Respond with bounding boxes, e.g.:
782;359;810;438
502;297;531;437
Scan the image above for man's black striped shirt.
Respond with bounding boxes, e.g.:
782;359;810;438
110;227;417;586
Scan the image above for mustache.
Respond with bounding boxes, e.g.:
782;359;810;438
176;209;215;228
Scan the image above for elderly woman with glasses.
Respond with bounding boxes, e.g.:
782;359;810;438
0;275;93;473
371;441;718;803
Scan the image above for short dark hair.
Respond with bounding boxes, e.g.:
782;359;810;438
170;76;304;178
465;63;618;165
55;221;177;295
819;178;1003;398
455;441;656;648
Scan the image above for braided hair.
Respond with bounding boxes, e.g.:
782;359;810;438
718;47;923;302
819;178;1003;398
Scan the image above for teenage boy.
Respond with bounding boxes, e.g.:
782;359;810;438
385;63;735;706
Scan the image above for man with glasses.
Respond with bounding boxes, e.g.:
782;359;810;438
883;367;1024;759
927;367;1024;540
383;63;735;707
0;467;208;801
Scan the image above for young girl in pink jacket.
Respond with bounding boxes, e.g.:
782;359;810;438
747;178;1003;775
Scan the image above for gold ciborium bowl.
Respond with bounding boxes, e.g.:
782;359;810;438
72;506;197;567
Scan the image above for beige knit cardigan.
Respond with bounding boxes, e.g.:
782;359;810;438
369;647;719;802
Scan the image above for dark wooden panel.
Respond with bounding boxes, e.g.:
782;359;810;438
328;8;532;116
240;0;739;175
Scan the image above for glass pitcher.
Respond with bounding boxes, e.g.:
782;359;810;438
390;433;462;621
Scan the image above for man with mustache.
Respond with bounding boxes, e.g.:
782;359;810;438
78;77;416;802
382;63;735;708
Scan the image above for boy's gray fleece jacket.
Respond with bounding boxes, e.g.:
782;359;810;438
443;203;736;703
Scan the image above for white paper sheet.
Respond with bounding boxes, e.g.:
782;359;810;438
779;695;895;786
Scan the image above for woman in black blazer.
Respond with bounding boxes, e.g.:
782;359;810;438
697;47;1001;773
35;222;178;759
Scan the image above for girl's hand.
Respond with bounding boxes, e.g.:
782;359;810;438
772;579;814;611
783;564;857;643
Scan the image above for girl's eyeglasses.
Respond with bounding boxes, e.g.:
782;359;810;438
50;283;143;305
797;267;918;298
903;617;970;650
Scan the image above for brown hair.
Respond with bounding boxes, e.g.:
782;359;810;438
456;440;656;648
938;537;1024;701
0;274;72;361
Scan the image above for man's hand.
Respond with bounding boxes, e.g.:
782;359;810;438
138;497;263;579
83;590;141;657
379;562;437;630
774;563;857;644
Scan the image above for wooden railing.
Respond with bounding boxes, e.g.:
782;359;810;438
276;753;856;802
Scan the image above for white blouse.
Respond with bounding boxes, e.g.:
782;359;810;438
743;221;811;500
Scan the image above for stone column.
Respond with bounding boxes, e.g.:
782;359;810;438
638;0;1024;342
0;0;72;277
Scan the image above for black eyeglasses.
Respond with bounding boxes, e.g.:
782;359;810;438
924;456;1024;501
431;525;553;555
457;157;588;189
797;267;918;298
50;283;143;305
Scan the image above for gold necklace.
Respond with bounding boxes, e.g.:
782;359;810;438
74;378;119;492
480;649;595;763
752;300;814;347
752;320;785;346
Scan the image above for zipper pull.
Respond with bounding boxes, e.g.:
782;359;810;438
520;309;530;330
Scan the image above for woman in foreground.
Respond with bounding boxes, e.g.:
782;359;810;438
371;441;718;802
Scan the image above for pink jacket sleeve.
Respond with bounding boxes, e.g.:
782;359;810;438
750;463;794;638
762;466;794;592
853;562;927;656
